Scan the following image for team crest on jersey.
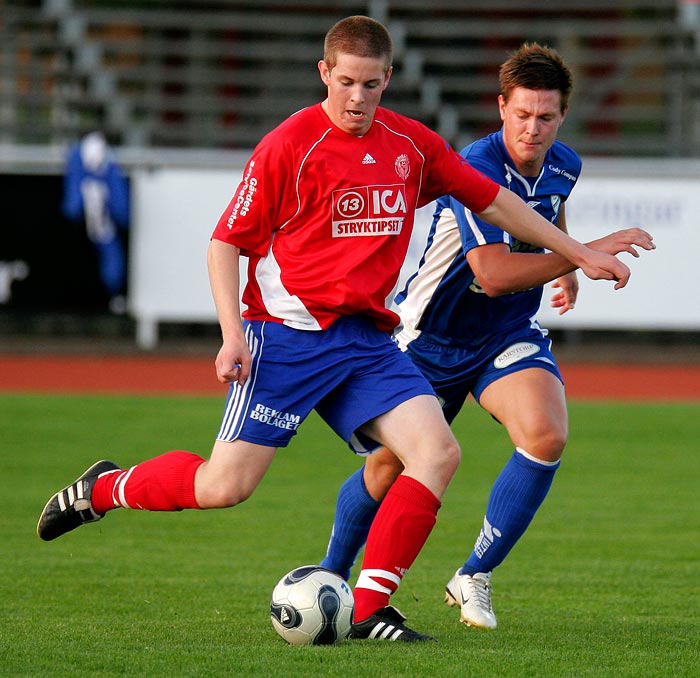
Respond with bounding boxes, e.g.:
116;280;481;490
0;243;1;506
332;184;407;237
395;154;410;180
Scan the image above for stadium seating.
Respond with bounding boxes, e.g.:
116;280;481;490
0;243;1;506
1;0;698;156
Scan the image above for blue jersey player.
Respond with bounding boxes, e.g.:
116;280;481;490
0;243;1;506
320;42;655;629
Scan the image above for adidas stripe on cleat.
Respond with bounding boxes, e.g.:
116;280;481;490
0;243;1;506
348;605;437;642
37;460;120;541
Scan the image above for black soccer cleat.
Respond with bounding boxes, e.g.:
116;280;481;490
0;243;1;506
37;460;120;541
348;605;437;642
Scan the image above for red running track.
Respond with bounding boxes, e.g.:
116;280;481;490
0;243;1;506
1;354;698;401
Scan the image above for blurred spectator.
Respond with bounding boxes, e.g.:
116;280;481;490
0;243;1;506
61;131;129;313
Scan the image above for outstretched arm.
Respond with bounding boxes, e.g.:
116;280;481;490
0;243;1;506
478;186;639;289
467;222;655;299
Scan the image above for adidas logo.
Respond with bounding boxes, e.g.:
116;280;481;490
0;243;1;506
362;153;376;164
280;608;290;623
369;622;404;640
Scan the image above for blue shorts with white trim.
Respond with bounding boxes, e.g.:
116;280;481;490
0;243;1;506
400;324;563;424
216;316;436;454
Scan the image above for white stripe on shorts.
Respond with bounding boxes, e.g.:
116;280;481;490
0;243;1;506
216;323;262;441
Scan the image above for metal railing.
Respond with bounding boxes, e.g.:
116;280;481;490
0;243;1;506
1;0;698;155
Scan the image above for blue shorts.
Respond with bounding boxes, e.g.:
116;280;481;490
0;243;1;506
400;325;563;424
216;316;436;454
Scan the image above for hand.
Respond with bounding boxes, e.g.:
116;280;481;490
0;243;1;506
214;335;252;385
576;248;631;290
587;228;656;258
550;271;579;315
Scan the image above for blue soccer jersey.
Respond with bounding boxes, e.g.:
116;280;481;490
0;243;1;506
395;129;582;345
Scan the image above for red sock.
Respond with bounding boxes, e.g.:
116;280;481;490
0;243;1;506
91;450;205;513
353;475;441;622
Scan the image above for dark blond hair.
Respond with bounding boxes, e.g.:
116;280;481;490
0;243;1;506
499;42;573;112
323;15;393;72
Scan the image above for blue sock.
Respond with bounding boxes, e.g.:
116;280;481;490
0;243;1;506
462;448;559;576
320;466;381;582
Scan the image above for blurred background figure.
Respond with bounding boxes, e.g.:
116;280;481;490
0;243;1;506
61;131;130;314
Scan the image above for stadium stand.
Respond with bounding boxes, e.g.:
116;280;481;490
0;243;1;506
1;0;699;155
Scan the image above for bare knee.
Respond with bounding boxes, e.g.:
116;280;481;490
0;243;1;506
518;420;568;463
195;441;275;509
412;436;461;497
365;437;460;502
194;461;259;508
364;448;405;501
442;437;461;477
196;481;255;509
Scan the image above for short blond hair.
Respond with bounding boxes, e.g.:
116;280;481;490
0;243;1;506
323;15;393;72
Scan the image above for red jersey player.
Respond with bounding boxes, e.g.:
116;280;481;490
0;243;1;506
38;16;642;642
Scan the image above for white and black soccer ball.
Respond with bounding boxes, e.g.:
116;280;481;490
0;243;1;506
270;565;354;645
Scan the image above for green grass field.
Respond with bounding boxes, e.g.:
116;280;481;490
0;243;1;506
1;393;698;677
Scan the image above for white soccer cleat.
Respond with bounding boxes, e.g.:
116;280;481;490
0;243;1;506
444;569;497;629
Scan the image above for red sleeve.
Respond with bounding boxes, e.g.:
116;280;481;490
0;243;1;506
211;131;293;258
418;129;499;212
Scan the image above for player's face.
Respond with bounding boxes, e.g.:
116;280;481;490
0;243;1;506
318;53;392;136
499;87;568;176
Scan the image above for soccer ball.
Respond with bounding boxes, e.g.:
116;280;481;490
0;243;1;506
270;565;354;645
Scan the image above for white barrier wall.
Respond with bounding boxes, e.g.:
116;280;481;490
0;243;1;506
537;170;699;330
129;160;700;348
130;167;242;348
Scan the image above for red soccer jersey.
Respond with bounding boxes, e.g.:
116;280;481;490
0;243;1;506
211;103;498;332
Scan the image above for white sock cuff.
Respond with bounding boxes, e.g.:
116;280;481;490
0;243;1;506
515;446;560;467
